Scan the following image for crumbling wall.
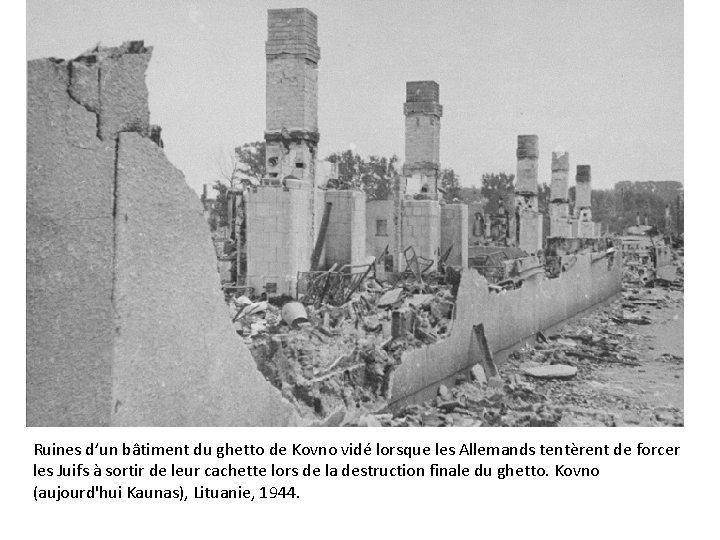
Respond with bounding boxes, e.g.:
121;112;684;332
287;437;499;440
467;203;485;244
265;8;319;133
575;165;592;210
27;58;117;426
313;187;328;268
518;213;543;254
576;220;597;239
401;199;441;270
27;44;298;426
656;246;673;269
389;252;623;404
403;81;442;174
323;190;366;270
440;203;468;267
246;181;313;297
366;200;395;275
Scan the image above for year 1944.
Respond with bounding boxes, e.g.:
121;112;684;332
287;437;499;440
259;486;298;499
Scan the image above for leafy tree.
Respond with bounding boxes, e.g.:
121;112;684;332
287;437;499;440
326;150;400;200
567;184;682;234
440;168;462;202
458;185;484;204
480;172;515;214
327;149;363;187
207;180;230;230
363;155;400;200
234;141;266;182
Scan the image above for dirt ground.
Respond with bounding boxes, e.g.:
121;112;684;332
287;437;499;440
551;291;684;426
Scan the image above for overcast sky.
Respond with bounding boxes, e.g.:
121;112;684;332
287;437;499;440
27;0;683;193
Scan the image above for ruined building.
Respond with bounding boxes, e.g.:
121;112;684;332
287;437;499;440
366;81;468;273
245;8;366;297
26;7;625;426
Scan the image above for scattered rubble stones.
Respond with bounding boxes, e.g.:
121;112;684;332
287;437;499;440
372;252;684;427
521;364;577;379
224;247;683;427
227;277;457;420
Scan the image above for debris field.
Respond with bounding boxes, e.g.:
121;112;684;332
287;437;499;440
224;251;683;427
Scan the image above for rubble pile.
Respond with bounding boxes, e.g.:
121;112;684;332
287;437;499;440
226;277;458;419
363;251;684;427
375;374;563;427
623;244;684;289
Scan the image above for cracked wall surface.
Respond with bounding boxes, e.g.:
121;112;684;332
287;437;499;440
27;43;298;426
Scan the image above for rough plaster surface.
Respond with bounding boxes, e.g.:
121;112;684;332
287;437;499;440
27;59;117;426
27;46;298;426
440;203;469;267
401;199;441;270
246;182;314;297
366;200;395;256
112;133;297;425
324;190;366;269
389;252;623;404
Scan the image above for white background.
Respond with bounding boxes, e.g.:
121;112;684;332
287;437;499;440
5;1;716;538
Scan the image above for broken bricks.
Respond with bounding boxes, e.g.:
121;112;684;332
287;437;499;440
224;267;459;422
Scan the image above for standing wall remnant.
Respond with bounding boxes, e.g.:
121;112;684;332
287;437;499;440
575;164;597;238
324;190;367;270
401;199;441;270
403;81;443;194
389;252;623;406
575;165;592;212
27;43;298;426
441;203;469;267
247;8;321;294
264;7;320;183
366;199;396;276
515;135;539;198
550;150;572;238
246;180;314;296
515;135;543;252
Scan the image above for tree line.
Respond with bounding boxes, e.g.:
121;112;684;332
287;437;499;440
207;142;682;235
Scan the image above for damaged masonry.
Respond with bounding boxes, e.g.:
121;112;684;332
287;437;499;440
27;8;683;427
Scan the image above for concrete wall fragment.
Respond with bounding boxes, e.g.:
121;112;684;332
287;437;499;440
27;58;117;426
324;190;366;270
246;181;314;296
27;44;298;426
440;203;468;267
111;133;298;426
389;252;622;405
401;199;441;270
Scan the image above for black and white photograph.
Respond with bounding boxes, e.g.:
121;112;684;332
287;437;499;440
26;0;683;428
